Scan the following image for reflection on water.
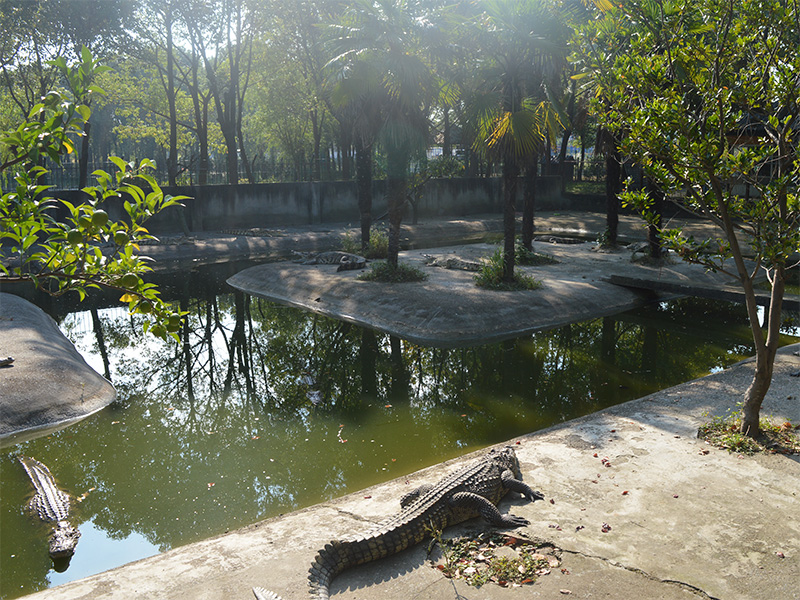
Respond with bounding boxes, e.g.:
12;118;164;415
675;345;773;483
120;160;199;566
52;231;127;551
1;260;797;598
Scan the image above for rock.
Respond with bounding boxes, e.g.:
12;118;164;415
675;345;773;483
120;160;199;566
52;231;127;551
0;293;116;446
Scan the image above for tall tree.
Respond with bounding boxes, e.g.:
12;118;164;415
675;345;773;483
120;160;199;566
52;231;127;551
470;0;565;282
577;0;800;437
326;0;438;267
182;0;257;184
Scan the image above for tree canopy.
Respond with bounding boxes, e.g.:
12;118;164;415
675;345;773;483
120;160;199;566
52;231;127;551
574;0;800;436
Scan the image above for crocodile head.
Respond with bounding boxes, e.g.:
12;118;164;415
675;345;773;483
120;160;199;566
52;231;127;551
489;446;523;478
49;522;81;558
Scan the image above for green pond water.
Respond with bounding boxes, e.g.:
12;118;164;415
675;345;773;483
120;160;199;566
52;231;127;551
1;260;798;599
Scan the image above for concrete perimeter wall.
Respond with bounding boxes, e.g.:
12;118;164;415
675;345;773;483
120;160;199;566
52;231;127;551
53;175;602;234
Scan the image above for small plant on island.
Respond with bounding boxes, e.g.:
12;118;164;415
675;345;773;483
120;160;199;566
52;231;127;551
698;410;800;455
515;243;558;266
357;261;427;283
341;227;389;259
475;250;542;291
596;227;621;251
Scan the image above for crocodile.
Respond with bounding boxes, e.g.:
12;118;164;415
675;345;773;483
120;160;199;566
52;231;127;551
422;254;484;271
534;235;585;244
253;446;542;600
292;251;367;272
19;456;81;559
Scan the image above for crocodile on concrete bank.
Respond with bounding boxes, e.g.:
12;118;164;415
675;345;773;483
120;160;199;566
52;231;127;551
253;446;543;600
292;251;367;271
422;254;484;271
19;456;81;559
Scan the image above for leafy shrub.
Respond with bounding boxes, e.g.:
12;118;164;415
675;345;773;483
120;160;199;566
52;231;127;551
342;227;389;259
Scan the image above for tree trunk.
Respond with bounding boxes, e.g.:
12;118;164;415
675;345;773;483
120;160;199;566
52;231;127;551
386;174;406;268
558;127;572;194
355;139;373;253
165;8;178;187
502;157;519;283
442;105;451;158
311;109;323;181
645;178;664;259
237;121;253;183
521;155;537;250
740;264;785;436
605;138;621;245
224;124;239;184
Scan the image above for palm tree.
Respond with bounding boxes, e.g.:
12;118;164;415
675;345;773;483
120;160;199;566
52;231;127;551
469;0;568;283
327;60;386;253
326;0;438;267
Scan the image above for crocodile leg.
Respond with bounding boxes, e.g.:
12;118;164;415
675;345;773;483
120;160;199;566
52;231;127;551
501;469;544;501
449;492;529;527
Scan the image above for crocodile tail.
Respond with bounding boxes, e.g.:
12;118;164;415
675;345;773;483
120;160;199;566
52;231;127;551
307;541;342;600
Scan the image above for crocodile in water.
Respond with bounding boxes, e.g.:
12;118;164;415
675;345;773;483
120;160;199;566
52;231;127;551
292;251;367;271
253;446;542;600
19;456;81;559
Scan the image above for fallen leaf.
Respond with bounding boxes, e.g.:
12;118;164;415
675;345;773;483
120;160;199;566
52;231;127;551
549;498;555;504
364;495;372;499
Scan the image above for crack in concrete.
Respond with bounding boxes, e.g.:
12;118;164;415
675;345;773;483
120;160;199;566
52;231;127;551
559;548;721;600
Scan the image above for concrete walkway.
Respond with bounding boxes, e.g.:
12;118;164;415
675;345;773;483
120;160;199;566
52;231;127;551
22;344;799;600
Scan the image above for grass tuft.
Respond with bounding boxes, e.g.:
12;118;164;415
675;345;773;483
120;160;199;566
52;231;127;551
341;228;389;259
698;410;800;455
474;250;542;291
